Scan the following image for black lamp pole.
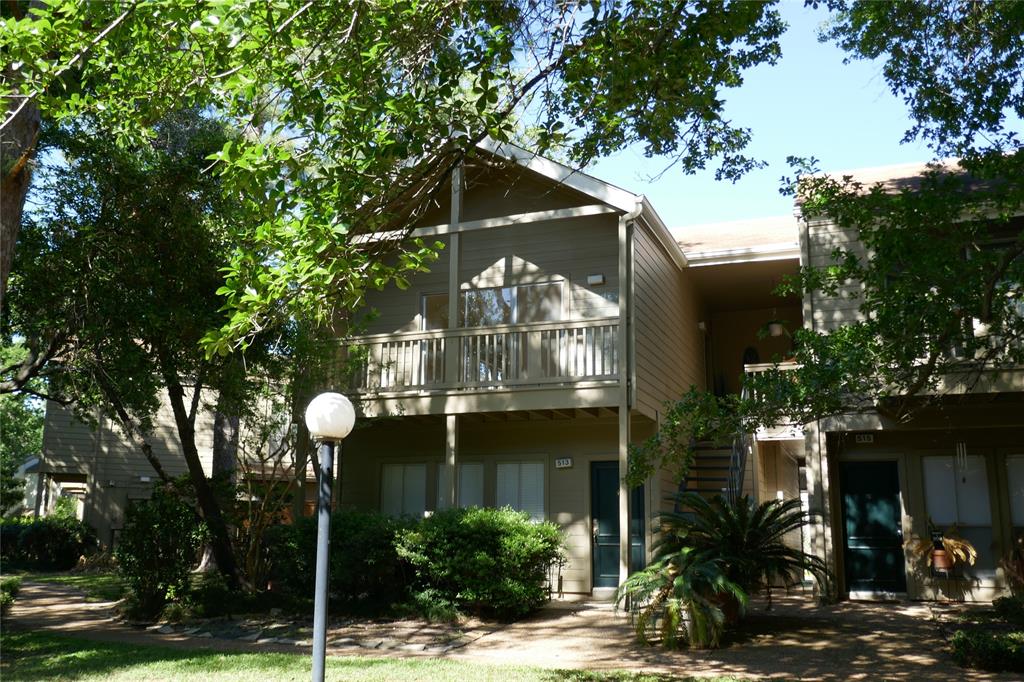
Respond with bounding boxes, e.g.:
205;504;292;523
311;439;335;682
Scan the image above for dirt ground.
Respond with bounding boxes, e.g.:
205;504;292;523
5;581;1021;681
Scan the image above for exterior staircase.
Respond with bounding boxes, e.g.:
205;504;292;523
678;434;752;505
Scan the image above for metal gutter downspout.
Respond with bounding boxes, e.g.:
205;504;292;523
617;201;642;586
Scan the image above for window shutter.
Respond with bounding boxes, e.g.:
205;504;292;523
1007;455;1024;526
496;462;518;509
458;463;484;508
520;461;545;521
381;464;404;518
403;464;426;518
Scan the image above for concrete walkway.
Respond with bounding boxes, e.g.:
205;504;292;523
5;581;1021;681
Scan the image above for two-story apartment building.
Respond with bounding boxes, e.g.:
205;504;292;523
795;162;1024;602
37;145;1021;601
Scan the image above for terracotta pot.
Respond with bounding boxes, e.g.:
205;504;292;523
932;548;953;571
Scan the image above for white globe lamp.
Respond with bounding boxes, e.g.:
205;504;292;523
304;392;355;441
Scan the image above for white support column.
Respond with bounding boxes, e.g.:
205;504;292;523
805;419;835;598
445;163;463;384
444;414;459;510
617;213;634;584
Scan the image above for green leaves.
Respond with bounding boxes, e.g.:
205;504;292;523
5;0;792;353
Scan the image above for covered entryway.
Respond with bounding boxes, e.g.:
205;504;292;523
839;460;907;595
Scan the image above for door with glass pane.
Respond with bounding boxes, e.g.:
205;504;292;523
839;461;907;593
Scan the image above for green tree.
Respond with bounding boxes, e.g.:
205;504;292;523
4;110;266;586
631;0;1024;483
2;0;786;341
0;345;42;515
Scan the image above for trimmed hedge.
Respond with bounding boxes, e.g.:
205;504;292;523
395;507;563;620
265;507;564;621
266;509;411;614
0;515;97;570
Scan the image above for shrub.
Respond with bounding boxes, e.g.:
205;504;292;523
114;487;206;620
266;509;410;614
16;516;98;570
994;596;1024;627
951;629;1024;672
0;516;32;564
0;576;21;618
395;507;563;620
617;546;745;649
657;493;832;603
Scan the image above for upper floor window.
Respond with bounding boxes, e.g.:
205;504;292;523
424;282;563;330
460;282;562;327
422;293;449;331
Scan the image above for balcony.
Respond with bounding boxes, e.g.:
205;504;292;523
346;318;621;415
743;361;804;441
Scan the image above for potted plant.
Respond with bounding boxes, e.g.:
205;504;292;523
907;523;978;573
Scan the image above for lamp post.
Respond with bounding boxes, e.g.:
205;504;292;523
304;392;356;682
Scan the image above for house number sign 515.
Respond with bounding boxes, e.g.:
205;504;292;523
554;457;573;469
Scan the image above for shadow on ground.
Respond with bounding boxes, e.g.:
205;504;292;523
6;582;1022;681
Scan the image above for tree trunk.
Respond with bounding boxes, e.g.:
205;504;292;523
164;376;240;590
0;95;39;312
0;0;43;311
212;410;239;483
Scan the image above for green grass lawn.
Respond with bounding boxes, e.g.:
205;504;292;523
0;631;751;682
15;571;124;602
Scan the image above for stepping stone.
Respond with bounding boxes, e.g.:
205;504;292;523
182;627;202;635
361;639;384;649
157;625;176;635
378;639;400;650
329;638;360;647
399;643;425;652
276;638;302;646
256;637;279;645
197;632;213;638
238;631;262;642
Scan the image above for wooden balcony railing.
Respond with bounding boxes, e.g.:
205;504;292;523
348;318;620;393
743;360;804;440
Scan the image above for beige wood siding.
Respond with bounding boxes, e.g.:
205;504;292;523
42;394;218;543
341;415;625;593
632;221;705;419
805;220;868;332
360;215;619;336
413;164;597;228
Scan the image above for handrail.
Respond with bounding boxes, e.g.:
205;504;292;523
347;316;620;344
347;319;621;393
743;360;802;374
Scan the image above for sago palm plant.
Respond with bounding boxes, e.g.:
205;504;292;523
659;493;832;606
616;545;746;649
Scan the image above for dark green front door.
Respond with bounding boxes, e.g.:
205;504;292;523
840;461;907;593
591;462;645;589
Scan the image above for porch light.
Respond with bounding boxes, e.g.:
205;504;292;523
304;392;356;682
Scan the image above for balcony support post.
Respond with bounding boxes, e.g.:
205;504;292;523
617;208;637;586
444;159;463;386
442;414;458;510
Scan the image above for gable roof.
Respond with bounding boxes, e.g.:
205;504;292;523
477;139;686;270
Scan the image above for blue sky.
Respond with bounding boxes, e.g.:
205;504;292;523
587;1;937;228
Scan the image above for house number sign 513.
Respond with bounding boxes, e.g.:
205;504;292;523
554;457;573;469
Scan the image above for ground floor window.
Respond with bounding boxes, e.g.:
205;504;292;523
1005;455;1024;542
381;463;427;518
458;462;485;508
922;454;995;579
496;461;545;521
